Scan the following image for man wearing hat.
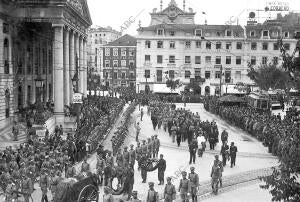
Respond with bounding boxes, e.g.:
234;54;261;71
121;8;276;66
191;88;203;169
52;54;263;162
229;142;238;168
135;142;142;170
65;161;76;178
139;153;148;183
96;154;105;185
81;156;90;173
188;167;199;202
146;182;159;202
130;191;141;202
214;155;223;187
116;148;124;167
42;156;50;170
154;135;160;158
178;171;191;202
123;146;130;168
157;154;166;185
164;177;176;202
39;168;49;202
129;144;136;167
141;140;148;156
147;138;153;158
5;176;17;202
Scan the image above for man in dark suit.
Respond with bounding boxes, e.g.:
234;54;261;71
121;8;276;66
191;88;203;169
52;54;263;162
157;154;166;185
230;142;238;168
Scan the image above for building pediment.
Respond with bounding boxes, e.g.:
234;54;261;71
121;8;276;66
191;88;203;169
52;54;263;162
67;0;92;26
160;1;185;21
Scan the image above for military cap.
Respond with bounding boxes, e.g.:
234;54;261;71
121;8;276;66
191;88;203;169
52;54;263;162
132;191;138;195
142;140;146;142
154;134;158;137
214;155;219;159
166;177;172;181
181;171;187;175
190;167;195;170
124;146;128;149
148;182;154;186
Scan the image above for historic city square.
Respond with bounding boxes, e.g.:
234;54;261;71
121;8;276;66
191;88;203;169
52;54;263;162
0;0;299;201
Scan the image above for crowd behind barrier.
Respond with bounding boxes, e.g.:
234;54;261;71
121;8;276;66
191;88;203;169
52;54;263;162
203;96;300;156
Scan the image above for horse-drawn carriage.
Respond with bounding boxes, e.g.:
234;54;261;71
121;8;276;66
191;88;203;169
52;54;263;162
55;173;99;202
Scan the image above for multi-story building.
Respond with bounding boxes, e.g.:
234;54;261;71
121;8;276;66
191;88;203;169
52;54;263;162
87;26;121;76
136;0;300;95
0;0;92;130
102;34;137;88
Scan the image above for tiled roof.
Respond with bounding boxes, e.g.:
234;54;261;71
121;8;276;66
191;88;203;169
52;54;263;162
105;34;136;46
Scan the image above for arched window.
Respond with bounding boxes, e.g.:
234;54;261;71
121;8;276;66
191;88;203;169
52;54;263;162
4;38;9;74
5;89;10;118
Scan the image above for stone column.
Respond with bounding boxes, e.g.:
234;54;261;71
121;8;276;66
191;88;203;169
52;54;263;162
53;25;64;120
69;30;75;103
63;28;70;106
79;36;83;94
75;33;79;91
83;39;87;97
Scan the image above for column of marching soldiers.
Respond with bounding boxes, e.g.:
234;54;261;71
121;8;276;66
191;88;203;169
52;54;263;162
101;100;238;202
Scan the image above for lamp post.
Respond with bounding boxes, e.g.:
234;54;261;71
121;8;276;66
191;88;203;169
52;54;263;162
35;74;45;125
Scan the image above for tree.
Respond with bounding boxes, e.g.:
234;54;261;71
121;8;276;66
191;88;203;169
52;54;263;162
185;82;201;94
259;38;300;202
166;79;181;93
247;63;290;91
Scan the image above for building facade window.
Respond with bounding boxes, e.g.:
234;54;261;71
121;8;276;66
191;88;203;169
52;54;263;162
235;71;241;79
273;43;279;50
169;70;175;79
157;55;163;64
251;56;256;65
145;40;151;48
284;31;289;38
5;89;10;118
262;56;268;65
196;41;201;48
170;41;176;49
205;56;211;64
157;70;162;82
185;41;191;49
4;38;9;74
226;56;231;64
145;70;150;78
185;71;191;78
157;29;164;35
262;42;268;50
206;42;211;49
129;49;135;56
263;30;269;37
284;43;290;50
121;60;126;67
185;56;191;64
195;29;202;36
273;57;278;65
226;30;232;37
105;60;110;67
215;71;221;79
226;42;232;50
121;48;126;56
216;42;222;49
113;48;118;56
236;56;242;65
145;55;151;62
113;60;118;67
129;60;134;68
205;71;211;79
215;56;221;64
236;42;242;50
105;48;110;56
251;42;257;50
169;55;175;63
195;69;201;79
195;56;201;64
170;31;175;36
157;41;164;48
250;31;255;37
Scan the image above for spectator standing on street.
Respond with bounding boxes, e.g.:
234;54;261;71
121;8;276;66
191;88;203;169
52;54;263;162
221;129;228;145
163;177;176;202
157;154;166;185
211;160;222;195
188;167;199;202
220;141;229;167
189;137;198;164
230;142;238;168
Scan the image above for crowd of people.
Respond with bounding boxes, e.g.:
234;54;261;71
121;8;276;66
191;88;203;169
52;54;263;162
204;96;300;157
0;95;126;202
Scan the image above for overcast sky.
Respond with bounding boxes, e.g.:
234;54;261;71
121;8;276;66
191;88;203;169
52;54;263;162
87;0;300;36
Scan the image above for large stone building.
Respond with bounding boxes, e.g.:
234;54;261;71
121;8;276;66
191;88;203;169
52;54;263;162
102;34;137;88
0;0;92;130
87;26;121;77
136;0;300;95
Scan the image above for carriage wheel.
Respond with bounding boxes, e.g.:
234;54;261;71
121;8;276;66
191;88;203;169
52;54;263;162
78;184;99;202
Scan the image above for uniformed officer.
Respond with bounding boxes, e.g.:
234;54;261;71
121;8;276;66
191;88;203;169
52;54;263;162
154;135;160;158
178;171;191;202
130;191;141;202
105;151;114;168
135;142;142;170
146;182;159;202
123;146;130;168
5;177;17;202
21;170;33;202
141;140;148;156
65;161;76;178
140;153;148;183
164;177;176;202
39;168;49;202
157;154;166;185
188;167;199;202
147;138;153;158
81;156;90;173
129;144;136;167
41;156;50;170
0;168;11;194
96;154;106;185
116;148;124;167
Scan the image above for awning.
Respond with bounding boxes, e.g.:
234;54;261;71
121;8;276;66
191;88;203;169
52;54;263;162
152;84;180;94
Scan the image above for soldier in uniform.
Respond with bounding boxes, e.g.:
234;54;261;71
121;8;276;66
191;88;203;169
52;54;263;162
140;153;148;183
211;159;222;195
96;154;105;185
123;146;130;168
27;160;36;190
130;191;141;202
154;135;160;158
146;182;159;202
21;170;33;202
129;144;136;167
141;140;148;157
81;156;90;173
5;177;17;202
178;171;191;202
42;156;51;170
164;177;176;202
188;167;199;202
116;148;124;167
105;151;114;168
40;168;49;202
0;168;11;194
135;142;142;170
214;155;224;187
147;138;153;158
157;154;166;185
8;156;18;173
65;161;76;178
151;136;156;158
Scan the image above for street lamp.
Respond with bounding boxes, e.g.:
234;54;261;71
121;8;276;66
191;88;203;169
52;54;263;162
34;74;45;125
